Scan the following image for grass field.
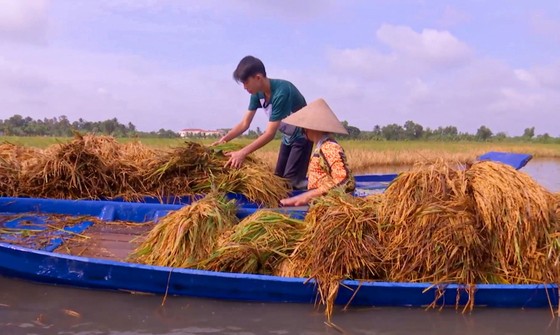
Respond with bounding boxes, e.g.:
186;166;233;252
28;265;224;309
3;136;560;174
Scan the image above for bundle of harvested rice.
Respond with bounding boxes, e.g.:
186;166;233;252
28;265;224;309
380;159;467;226
212;163;291;207
130;193;238;268
19;133;128;199
384;199;486;311
143;142;226;197
143;141;290;207
288;190;384;321
554;193;560;219
120;140;159;162
116;140;162;200
378;160;490;311
380;162;477;280
466;161;560;284
200;210;305;274
0;142;38;196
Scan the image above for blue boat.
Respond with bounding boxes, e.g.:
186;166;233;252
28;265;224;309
0;180;557;310
0;153;545;309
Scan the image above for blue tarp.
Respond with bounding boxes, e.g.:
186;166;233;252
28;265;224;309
477;151;533;170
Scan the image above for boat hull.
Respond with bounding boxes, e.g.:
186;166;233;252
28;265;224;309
0;242;556;308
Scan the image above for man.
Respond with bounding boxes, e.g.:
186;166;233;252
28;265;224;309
214;56;313;189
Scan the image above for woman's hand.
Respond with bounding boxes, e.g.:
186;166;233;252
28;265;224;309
280;193;310;207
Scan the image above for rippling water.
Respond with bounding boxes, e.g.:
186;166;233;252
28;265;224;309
1;159;560;335
2;275;560;335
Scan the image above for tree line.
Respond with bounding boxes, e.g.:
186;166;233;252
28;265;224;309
339;121;558;142
0;115;178;138
1;114;558;143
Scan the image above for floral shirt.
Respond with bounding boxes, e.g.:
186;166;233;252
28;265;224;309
307;137;355;194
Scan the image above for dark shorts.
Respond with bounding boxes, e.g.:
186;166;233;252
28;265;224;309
274;138;313;190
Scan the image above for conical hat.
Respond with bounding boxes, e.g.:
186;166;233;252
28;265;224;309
283;98;348;135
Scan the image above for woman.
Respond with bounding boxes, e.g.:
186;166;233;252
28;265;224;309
280;98;355;206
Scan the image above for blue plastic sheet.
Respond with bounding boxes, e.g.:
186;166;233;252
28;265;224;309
477;151;533;170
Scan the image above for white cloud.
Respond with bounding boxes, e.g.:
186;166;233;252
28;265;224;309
376;24;472;67
322;25;560;135
326;48;398;80
0;0;49;44
532;61;560;89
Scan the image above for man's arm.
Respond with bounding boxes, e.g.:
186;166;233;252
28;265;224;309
225;120;280;168
213;110;256;145
241;120;280;153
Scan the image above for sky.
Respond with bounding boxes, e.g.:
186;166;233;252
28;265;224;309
0;1;559;136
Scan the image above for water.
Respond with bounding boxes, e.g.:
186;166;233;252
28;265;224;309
1;159;560;335
2;276;560;335
520;158;560;192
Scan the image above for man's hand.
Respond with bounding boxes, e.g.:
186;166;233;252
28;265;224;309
211;137;227;146
225;149;248;169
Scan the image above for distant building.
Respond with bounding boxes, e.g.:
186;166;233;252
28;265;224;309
179;128;225;138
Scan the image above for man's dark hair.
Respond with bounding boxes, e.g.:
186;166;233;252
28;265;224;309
233;56;266;83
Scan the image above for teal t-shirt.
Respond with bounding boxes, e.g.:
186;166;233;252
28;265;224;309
248;79;307;145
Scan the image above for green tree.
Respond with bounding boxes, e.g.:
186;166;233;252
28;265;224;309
381;124;405;140
475;125;493;141
522;127;535;139
403;120;424;140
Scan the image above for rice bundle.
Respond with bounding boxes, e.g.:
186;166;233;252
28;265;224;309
380;159;468;226
18;134;127;199
200;210;305;274
380;161;474;280
554;193;560;219
130;193;238;268
212;163;291;207
386;200;486;311
379;160;489;311
143;142;225;198
288;190;383;321
0;142;38;196
116;140;161;200
143;141;290;207
466;161;560;284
